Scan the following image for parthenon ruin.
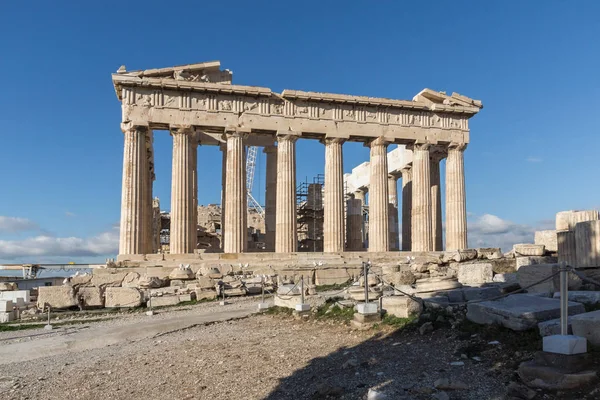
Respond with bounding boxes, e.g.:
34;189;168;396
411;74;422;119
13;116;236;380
112;61;482;260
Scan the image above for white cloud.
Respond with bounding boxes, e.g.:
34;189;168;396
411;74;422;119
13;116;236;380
0;216;39;233
0;226;119;261
526;156;543;163
468;213;542;252
65;211;76;217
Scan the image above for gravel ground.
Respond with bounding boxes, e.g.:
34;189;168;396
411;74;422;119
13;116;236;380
0;300;598;400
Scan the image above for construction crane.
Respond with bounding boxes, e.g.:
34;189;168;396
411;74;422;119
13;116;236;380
246;146;265;219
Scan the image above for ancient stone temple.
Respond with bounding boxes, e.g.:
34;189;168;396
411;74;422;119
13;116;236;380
112;61;482;261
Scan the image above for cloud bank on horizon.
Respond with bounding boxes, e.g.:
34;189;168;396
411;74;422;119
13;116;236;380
0;212;555;264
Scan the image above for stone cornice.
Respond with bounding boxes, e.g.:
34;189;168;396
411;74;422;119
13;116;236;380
113;75;481;117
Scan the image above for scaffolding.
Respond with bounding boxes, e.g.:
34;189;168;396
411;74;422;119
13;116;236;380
296;174;324;252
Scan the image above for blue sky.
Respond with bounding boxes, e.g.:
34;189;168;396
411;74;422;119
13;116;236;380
0;1;599;262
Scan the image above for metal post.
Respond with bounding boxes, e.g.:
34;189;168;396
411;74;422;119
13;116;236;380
363;261;369;304
47;306;51;326
261;276;265;304
560;262;568;336
301;275;305;305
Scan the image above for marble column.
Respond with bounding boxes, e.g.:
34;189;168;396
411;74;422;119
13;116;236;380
220;143;227;248
323;138;345;252
445;143;468;250
170;125;197;254
388;174;399;251
401;167;412;251
367;137;390;252
264;145;277;252
119;123;148;255
346;196;363;250
142;130;155;254
430;155;443;251
223;132;247;253
275;134;298;253
411;143;433;251
354;189;366;249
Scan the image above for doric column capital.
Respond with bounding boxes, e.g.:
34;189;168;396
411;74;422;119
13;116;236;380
365;136;391;148
448;142;468;152
388;173;399;181
430;150;446;163
400;165;412;175
223;126;250;140
276;131;299;143
407;141;431;152
321;137;346;146
169;124;194;135
121;122;148;134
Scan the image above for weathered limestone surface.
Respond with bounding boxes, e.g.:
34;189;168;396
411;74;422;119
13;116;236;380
119;124;148;255
0;300;13;313
535;230;558;252
553;291;600;306
323;138;345;252
315;269;351;286
105;287;142;308
466;294;585;331
37;286;77;309
381;296;422;318
275;134;298;253
78;287;104;309
514;244;545;256
538;317;574;337
445;143;467;250
575;220;600;268
368;137;390;252
517;264;582;293
558;230;577;267
170;126;197;254
224;131;247;253
556;210;599;231
457;263;493;287
401;167;412;251
571;310;600;346
90;272;128;288
411;143;432;251
264;145;277;251
515;256;558;270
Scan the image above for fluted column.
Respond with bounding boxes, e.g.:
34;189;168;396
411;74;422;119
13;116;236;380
446;143;468;250
411;143;433;251
141;130;155;254
388;174;399;251
190;137;198;251
367;137;390;252
170;125;196;254
401;167;412;251
264;145;277;252
119;123;148;255
430;154;443;251
346;196;362;250
223;132;247;253
220;143;227;249
275;134;298;253
354;189;366;249
323;138;345;252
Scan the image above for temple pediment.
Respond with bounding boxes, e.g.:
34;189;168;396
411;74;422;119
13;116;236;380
116;61;233;85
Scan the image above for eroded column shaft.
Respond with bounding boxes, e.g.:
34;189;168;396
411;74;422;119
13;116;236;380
446;143;468;250
275;135;298;253
368;138;390;252
401;167;412;251
119;124;148;255
388;175;399;251
412;144;433;251
324;139;345;252
224;132;247;253
170;126;196;254
264;145;277;252
430;158;443;251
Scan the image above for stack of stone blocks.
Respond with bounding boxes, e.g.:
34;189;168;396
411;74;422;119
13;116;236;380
0;286;32;322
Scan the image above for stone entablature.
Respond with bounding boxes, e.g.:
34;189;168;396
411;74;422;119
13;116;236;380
113;63;480;145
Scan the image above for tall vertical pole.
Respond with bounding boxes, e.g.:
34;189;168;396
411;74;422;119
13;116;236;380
560;262;568;335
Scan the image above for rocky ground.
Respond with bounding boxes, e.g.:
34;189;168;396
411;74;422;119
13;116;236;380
0;299;599;400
